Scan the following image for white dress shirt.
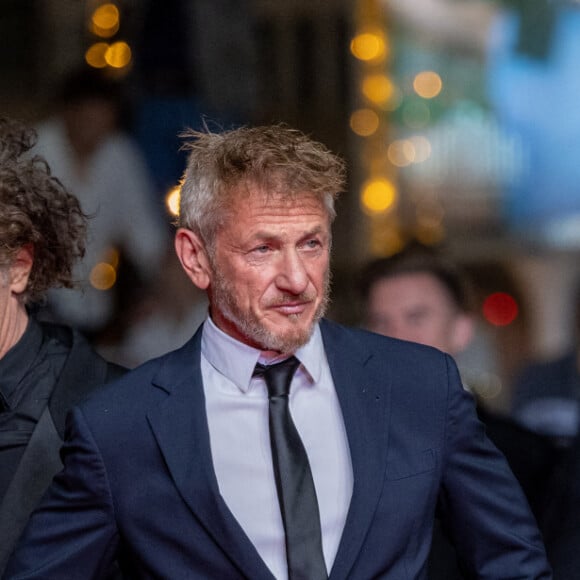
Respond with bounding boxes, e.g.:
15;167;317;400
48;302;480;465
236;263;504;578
201;317;353;580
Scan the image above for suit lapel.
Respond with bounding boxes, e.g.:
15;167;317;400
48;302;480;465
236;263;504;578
320;321;391;580
0;406;62;572
146;328;274;580
146;320;390;580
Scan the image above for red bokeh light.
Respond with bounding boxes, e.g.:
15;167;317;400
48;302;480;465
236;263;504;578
482;292;519;327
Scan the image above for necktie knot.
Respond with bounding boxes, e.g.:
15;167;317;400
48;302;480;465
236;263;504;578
253;356;301;399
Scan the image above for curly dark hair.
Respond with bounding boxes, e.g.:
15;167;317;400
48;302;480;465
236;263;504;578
0;117;87;304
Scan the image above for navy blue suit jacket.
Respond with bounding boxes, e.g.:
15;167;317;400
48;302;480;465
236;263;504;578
5;320;551;579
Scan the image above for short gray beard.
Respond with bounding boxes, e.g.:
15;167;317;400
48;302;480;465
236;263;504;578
210;268;331;354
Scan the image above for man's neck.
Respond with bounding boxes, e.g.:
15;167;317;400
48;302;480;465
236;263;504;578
0;302;29;359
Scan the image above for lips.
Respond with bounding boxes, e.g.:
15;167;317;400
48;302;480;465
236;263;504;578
274;302;309;315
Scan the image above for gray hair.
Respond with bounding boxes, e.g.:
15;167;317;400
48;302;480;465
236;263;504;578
178;124;346;252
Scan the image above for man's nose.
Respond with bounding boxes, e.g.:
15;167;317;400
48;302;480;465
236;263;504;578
276;250;309;294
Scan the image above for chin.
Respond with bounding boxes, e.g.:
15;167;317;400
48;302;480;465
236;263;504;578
255;322;315;354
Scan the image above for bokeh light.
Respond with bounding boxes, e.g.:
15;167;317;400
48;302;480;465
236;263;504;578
362;74;394;106
85;42;109;68
90;3;120;38
413;70;443;99
105;41;131;68
387;139;415;167
350;31;388;62
90;263;116;290
408;135;432;163
482;292;519;326
361;178;397;214
165;185;181;217
350;108;380;137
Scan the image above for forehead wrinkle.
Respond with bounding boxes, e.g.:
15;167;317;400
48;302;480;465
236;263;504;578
252;223;327;239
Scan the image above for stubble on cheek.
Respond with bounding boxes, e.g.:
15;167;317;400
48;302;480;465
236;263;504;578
210;261;331;352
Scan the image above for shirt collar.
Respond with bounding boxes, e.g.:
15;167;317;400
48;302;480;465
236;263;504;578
201;315;324;393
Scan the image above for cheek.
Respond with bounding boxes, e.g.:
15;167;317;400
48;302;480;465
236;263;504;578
308;259;329;288
245;272;277;304
313;271;327;290
374;321;394;337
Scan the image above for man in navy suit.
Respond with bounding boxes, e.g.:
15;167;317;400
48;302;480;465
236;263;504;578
5;125;551;579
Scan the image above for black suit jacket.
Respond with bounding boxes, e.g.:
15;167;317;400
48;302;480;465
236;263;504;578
0;322;125;574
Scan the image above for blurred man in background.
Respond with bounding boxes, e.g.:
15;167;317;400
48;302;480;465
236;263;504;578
33;67;169;339
359;244;559;578
0;117;124;575
360;245;475;356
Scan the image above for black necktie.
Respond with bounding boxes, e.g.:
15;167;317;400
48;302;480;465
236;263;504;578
253;357;328;580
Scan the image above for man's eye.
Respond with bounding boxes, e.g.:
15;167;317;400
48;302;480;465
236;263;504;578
252;245;270;254
304;239;321;249
408;312;427;325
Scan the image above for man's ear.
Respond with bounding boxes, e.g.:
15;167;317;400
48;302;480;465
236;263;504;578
451;313;475;354
10;244;34;295
174;228;212;290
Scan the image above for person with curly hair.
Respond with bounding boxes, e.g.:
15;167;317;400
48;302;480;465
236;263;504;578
0;117;125;575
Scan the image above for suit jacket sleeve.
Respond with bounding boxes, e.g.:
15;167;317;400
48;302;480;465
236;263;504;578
4;406;119;579
439;354;552;578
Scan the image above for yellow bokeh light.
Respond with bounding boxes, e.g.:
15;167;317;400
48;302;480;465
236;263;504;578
166;185;181;217
387;140;415;167
361;179;397;214
90;3;120;38
85;42;109;68
350;109;380;137
413;71;443;99
92;3;119;29
90;262;117;290
362;74;394;106
105;41;131;69
350;32;388;62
